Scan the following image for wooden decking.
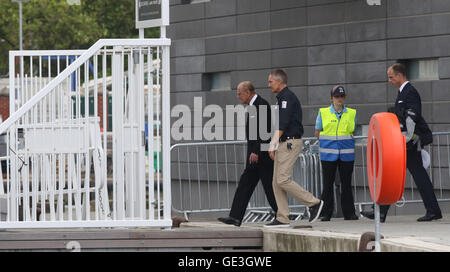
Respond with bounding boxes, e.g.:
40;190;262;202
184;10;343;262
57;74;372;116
0;227;263;252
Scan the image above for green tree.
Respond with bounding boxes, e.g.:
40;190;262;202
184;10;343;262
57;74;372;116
81;0;159;39
0;0;160;75
24;0;103;50
0;1;19;75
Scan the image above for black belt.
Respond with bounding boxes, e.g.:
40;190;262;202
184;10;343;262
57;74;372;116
279;136;301;142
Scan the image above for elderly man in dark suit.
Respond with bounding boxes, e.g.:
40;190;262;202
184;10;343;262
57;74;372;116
362;63;442;222
218;81;277;226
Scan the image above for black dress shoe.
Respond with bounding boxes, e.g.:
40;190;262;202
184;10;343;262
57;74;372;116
417;214;442;222
264;219;290;228
344;214;359;220
308;200;324;223
320;216;331;222
361;210;386;223
360;210;374;219
217;216;241;226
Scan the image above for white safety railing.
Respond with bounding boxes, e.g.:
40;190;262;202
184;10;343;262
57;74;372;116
9;50;85;116
1;39;172;228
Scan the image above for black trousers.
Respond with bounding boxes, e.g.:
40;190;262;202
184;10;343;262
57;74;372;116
320;159;356;218
379;147;442;216
229;155;277;222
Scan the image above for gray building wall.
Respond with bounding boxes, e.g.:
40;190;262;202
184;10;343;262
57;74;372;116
168;0;450;216
168;0;450;138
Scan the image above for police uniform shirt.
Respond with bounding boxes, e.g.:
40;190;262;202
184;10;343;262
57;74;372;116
276;87;304;138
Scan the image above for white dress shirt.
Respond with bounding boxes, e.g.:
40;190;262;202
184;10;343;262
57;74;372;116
249;94;258;105
399;81;410;93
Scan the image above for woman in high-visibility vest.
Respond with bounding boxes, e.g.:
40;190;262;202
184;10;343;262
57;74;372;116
314;86;358;221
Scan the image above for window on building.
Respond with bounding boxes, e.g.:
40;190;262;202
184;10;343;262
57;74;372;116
399;59;439;81
182;0;210;4
204;72;231;91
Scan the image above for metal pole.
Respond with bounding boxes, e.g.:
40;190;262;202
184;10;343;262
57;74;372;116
161;37;171;224
19;1;23;51
373;135;381;252
12;0;27;116
12;0;28;49
161;0;168;39
160;0;170;226
160;26;166;39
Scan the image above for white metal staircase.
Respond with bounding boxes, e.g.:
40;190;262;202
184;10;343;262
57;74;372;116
0;38;171;228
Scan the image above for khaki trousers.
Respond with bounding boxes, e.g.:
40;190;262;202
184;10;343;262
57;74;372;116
273;139;320;223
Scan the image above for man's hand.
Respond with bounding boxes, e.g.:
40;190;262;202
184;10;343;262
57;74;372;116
269;130;283;161
268;143;276;161
249;153;259;164
269;151;275;161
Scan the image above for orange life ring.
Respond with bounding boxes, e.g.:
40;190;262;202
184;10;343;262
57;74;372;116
367;112;406;205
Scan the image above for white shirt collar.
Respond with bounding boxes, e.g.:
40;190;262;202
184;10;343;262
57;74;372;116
249;94;258;105
399;81;409;93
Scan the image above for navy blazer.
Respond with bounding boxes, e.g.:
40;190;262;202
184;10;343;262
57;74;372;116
394;82;433;141
246;95;272;159
395;82;422;118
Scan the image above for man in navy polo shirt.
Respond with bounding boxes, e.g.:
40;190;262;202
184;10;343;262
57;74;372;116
265;69;323;227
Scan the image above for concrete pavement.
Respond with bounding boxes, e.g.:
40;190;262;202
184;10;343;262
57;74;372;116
181;213;450;252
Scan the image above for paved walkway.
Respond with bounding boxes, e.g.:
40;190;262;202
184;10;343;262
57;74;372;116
293;214;450;247
183;213;450;251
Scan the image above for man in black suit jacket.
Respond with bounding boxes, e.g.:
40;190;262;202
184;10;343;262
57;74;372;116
362;63;442;222
218;81;277;226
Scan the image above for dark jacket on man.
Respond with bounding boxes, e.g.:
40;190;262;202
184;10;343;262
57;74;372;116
395;83;433;147
246;95;272;166
380;82;441;218
228;94;277;223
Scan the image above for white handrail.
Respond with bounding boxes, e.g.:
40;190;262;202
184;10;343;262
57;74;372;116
9;50;86;57
2;38;171;135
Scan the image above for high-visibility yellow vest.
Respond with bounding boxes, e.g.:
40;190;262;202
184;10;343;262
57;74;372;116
319;106;356;161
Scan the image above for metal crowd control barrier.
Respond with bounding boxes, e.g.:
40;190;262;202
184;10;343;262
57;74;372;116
353;132;450;214
170;137;322;221
170;140;246;220
171;131;450;222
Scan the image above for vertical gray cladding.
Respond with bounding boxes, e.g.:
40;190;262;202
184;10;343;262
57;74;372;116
169;0;450;139
167;0;450;218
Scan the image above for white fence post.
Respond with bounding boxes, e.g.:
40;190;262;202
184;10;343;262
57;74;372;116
162;43;171;223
